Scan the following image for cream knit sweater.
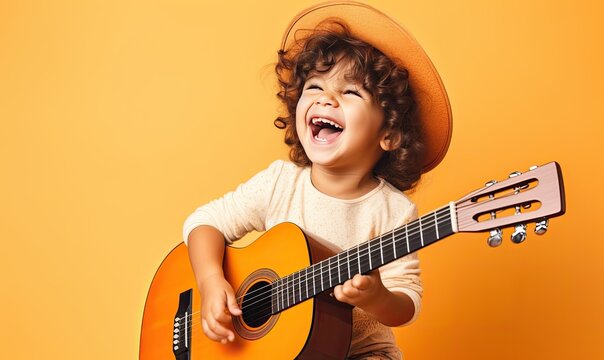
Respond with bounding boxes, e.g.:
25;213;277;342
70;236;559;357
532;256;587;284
183;160;422;359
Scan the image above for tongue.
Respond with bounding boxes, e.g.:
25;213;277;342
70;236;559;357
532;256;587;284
317;127;341;140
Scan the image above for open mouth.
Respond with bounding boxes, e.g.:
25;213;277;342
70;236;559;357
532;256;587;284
310;117;344;142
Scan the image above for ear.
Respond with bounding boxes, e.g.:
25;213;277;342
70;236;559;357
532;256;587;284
380;131;402;151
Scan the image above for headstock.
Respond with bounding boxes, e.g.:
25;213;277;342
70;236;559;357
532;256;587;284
454;162;566;246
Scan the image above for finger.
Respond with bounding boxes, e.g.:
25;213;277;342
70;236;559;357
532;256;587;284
351;274;370;290
341;280;361;298
225;290;242;316
202;318;228;343
208;295;234;324
204;314;235;342
333;284;346;302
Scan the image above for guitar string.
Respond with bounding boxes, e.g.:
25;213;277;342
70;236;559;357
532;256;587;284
187;206;536;329
186;220;438;329
183;201;510;328
266;207;451;301
177;193;538;333
224;200;535;326
249;206;449;305
229;213;448;326
184;206;453;326
182;209;448;328
184;198;524;326
186;198;494;323
182;207;451;325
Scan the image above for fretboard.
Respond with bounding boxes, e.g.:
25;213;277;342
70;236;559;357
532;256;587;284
271;205;455;313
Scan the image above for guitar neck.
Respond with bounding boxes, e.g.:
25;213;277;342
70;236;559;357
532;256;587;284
271;204;456;313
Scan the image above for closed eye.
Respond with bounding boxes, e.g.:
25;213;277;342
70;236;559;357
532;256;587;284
344;89;362;97
305;84;322;91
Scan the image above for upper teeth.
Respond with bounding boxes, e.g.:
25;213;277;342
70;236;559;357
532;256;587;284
312;117;342;129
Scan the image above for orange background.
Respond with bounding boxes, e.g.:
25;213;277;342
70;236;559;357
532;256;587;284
1;0;602;359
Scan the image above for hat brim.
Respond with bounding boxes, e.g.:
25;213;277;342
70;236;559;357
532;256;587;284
281;1;452;173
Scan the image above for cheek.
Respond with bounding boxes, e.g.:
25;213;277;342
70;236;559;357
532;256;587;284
295;99;308;134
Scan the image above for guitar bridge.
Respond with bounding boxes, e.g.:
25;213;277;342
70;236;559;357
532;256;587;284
172;289;192;360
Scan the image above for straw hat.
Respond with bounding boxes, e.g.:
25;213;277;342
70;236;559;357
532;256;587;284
281;1;452;173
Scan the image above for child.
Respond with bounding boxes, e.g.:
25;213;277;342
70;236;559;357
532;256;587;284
183;1;452;359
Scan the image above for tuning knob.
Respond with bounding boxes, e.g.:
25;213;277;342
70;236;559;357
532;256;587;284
535;218;549;235
508;171;528;244
511;223;527;243
488;228;503;247
485;180;502;247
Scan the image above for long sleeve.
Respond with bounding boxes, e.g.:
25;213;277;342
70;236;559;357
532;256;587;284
182;160;285;244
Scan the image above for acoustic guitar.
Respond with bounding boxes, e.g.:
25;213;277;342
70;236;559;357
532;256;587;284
139;162;565;359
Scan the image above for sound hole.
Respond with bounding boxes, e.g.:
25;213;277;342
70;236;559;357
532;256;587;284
233;268;279;340
241;280;272;328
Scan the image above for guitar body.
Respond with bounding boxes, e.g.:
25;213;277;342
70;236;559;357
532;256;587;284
139;222;352;360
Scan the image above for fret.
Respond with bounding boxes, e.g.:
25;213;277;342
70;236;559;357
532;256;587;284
382;231;396;264
380;234;385;264
281;276;285;309
316;262;324;293
273;279;280;313
356;244;362;275
328;257;334;288
360;242;371;274
419;216;424;247
392;231;397;259
292;272;298;305
392;228;406;258
285;275;290;308
434;211;440;239
301;269;306;302
405;225;410;253
437;210;453;239
289;274;295;306
336;252;341;284
346;249;351;281
311;264;321;295
347;245;359;277
409;222;423;253
321;260;328;292
338;252;349;283
304;265;310;298
281;278;285;311
368;240;372;269
369;240;382;271
422;217;438;247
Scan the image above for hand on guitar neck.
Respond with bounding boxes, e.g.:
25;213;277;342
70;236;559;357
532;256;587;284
333;271;415;327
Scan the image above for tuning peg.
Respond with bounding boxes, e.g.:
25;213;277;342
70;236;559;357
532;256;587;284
485;180;502;247
508;171;528;244
529;165;538;171
487;228;503;247
511;223;527;243
535;218;549;235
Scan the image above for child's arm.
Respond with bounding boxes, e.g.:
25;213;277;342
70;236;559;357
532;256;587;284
333;270;416;326
187;225;241;344
183;161;285;343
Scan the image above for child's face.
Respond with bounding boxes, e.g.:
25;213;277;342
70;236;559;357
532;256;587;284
295;61;388;173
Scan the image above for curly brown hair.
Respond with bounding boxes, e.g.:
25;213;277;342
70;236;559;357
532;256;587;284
274;20;424;192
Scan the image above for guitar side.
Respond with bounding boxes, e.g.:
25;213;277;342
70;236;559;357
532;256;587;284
139;222;352;360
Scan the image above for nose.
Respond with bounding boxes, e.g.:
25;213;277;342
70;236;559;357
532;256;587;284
315;92;339;107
